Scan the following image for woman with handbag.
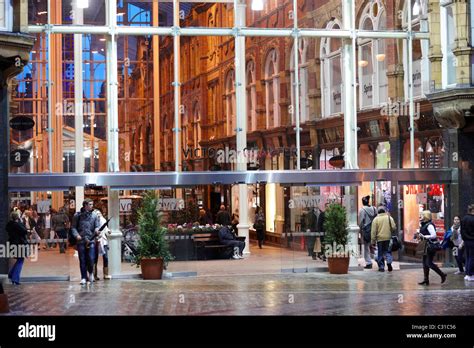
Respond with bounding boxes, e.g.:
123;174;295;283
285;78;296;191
417;210;447;285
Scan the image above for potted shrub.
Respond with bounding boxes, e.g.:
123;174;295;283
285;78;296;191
133;191;173;279
323;203;350;274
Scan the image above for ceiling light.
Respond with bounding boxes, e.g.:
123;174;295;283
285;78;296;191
76;0;89;9
358;60;369;68
251;0;264;11
99;38;106;42
376;53;386;62
37;11;47;15
117;12;125;16
417;145;424;153
92;50;98;54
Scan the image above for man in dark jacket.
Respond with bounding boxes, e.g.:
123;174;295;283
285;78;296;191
52;207;69;253
6;210;29;285
461;204;474;281
218;226;245;259
71;199;100;285
216;205;231;226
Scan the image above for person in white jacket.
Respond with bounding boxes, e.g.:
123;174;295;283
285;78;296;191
93;209;112;280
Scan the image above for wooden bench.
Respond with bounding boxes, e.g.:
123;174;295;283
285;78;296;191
192;233;233;260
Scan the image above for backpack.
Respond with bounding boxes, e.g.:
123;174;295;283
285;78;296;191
68;213;80;246
362;207;376;243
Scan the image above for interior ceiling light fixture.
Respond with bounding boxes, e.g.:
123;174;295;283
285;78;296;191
77;0;89;9
376;53;386;62
251;0;264;11
358;60;369;67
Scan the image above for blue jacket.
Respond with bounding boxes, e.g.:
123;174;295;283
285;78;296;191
442;229;454;250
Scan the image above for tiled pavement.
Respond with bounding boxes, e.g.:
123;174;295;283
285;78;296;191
3;268;474;315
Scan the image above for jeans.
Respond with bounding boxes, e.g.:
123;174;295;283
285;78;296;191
364;241;373;265
95;244;109;268
8;258;24;284
453;245;465;272
376;240;393;270
77;242;96;280
223;240;245;254
56;229;67;253
464;240;474;276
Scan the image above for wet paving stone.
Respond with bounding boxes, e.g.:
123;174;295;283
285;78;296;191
2;269;474;315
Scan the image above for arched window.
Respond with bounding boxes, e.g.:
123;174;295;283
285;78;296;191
358;0;388;108
290;38;309;124
440;0;456;88
246;60;257;131
403;0;430;98
264;49;280;128
224;69;236;135
321;20;343;117
193;102;201;148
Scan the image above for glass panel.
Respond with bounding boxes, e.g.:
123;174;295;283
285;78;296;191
11;33;49;174
117;35;155;172
8;190;75;279
180;2;234;28
117;0;155;27
359;42;373;109
245;0;291;28
400;183;448;264
28;0;48;25
297;0;342;30
59;0;106;25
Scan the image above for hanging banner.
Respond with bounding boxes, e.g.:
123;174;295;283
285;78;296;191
37;200;51;214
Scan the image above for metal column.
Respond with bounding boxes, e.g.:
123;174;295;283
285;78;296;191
106;0;121;277
234;0;250;254
73;1;85;211
342;0;359;261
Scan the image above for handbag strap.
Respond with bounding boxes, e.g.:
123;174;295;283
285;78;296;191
388;215;395;236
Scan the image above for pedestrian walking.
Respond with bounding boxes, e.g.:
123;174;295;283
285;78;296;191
461;204;474;281
71;199;100;285
6;210;29;285
359;195;377;269
417;210;447;285
371;205;396;272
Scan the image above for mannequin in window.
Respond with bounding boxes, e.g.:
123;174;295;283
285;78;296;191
305;206;325;259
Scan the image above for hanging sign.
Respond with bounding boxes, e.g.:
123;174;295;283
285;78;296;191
9;116;35;131
10;149;30;167
37;200;51;214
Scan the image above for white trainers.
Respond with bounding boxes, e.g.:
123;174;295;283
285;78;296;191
454;270;464;275
467;276;474;282
465;275;470;280
232;254;240;260
80;279;86;285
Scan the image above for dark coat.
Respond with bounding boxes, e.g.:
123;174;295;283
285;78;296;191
218;226;235;243
6;221;29;246
216;210;231;226
461;214;474;241
253;218;265;241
